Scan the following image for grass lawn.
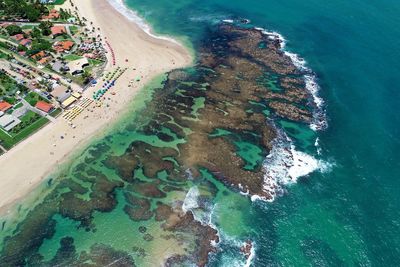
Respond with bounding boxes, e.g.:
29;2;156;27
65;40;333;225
24;92;48;106
0;51;7;59
3;96;17;104
0;116;49;150
49;108;62;117
21;25;34;30
20;110;39;123
69;26;79;35
64;54;83;61
53;0;66;5
13;102;23;109
0;72;27;98
88;59;104;66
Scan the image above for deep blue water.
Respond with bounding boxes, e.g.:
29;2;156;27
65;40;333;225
123;0;400;265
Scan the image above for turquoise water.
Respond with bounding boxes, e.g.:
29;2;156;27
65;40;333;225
124;0;400;265
0;0;399;266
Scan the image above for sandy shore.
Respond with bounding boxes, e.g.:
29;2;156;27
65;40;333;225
0;0;192;214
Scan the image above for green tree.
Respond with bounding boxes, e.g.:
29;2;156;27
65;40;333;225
31;27;42;38
25;5;41;22
39;21;53;36
17;45;27;52
5;25;22;36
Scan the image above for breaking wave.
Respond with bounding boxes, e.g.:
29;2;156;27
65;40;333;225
107;0;181;45
251;128;332;202
257;28;327;131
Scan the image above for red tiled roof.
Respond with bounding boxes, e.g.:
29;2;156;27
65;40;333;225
19;38;32;46
35;101;53;113
53;40;74;52
31;51;45;60
38;56;51;65
42;9;60;20
51;26;66;36
0;101;12;112
12;34;24;41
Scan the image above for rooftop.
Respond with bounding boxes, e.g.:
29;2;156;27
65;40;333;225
35;101;53;113
51;85;70;102
12;34;24;41
67;57;89;75
0;101;12;112
0;113;20;132
53;40;75;52
51;26;66;36
19;39;32;46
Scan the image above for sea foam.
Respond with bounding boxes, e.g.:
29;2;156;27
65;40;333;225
107;0;181;45
253;25;327;131
252;128;332;202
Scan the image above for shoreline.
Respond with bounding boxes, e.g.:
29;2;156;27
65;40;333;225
0;0;192;216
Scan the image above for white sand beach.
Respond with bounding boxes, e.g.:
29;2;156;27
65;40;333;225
0;0;192;214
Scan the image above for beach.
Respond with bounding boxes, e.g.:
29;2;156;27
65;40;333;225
0;0;192;214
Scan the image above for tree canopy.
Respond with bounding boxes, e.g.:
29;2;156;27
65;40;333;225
5;25;22;36
0;0;46;22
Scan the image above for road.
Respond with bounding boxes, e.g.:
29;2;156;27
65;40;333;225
0;37;82;92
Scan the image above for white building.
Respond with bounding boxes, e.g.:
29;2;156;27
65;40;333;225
0;111;21;132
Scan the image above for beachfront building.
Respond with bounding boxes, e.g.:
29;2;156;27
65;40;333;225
67;58;89;76
51;85;71;103
61;92;82;109
0;111;21;132
35;101;54;113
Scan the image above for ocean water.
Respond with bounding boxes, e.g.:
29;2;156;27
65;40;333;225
1;0;400;266
121;0;400;265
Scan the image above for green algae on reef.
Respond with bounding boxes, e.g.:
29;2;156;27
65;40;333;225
0;23;319;266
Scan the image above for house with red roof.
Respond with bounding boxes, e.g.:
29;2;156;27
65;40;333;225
38;56;52;66
50;26;66;37
53;40;74;53
35;101;54;113
42;9;60;20
0;101;12;112
19;38;32;47
12;34;24;42
31;51;46;60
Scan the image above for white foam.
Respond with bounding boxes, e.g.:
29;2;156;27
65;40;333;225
222;19;234;24
214;231;256;267
254;129;331;202
182;186;221;246
315;137;322;155
190;14;228;24
252;26;327;131
107;0;182;45
182;186;199;213
244;242;256;267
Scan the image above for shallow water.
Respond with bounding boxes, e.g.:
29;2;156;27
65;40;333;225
1;0;400;265
110;0;400;265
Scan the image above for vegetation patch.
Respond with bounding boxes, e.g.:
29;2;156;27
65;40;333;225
0;114;49;149
24;91;48;106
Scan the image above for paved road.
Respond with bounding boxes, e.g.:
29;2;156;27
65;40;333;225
0;37;82;92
